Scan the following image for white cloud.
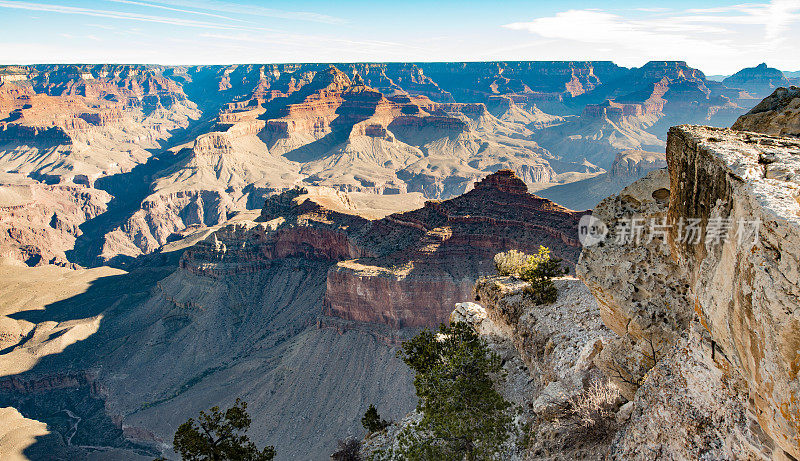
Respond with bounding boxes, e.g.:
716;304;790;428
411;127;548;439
502;1;800;74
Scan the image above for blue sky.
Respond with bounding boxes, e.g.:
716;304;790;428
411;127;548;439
0;0;798;74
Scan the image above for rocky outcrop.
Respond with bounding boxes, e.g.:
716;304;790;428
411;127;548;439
103;189;239;259
578;125;800;459
180;170;582;329
367;276;618;459
324;263;475;328
732;86;800;137
578;168;690;399
322;170;583;328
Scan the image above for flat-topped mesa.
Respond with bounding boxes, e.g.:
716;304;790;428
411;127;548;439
634;60;705;81
472;169;528;195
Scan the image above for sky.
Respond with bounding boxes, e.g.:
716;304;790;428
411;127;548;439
0;0;798;75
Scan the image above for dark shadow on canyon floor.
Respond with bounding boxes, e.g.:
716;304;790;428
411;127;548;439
1;264;173;459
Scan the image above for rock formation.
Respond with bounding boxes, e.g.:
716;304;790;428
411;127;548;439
732;86;800;137
0;173;111;267
534;61;744;168
365;276;619;460
537;150;666;210
578;125;800;459
0;61;764;265
180;170;583;329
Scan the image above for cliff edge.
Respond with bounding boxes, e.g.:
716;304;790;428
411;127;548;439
579;125;800;459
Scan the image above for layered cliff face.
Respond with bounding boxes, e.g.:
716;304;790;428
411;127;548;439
179;170;583;329
252;65;577;198
578;125;800;459
0;61;764;267
0;174;111;267
104;65;594;260
322;170;583;328
0;66;200;184
535;61;744;169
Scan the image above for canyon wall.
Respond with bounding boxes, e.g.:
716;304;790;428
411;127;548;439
178;170;582;330
0;178;111;266
732;86;800;137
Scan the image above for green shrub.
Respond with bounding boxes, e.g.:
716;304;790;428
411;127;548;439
172;398;275;460
521;248;567;305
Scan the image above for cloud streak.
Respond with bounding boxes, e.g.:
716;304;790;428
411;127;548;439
105;0;247;23
111;0;346;25
0;0;343;32
0;0;252;29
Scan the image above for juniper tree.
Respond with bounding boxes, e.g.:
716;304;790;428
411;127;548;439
362;404;389;434
172;398;275;461
377;322;515;460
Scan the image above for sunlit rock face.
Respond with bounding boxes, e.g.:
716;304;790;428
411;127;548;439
579;124;800;459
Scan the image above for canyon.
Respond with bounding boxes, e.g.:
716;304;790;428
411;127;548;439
0;61;797;460
0;61;779;266
0;170;585;460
